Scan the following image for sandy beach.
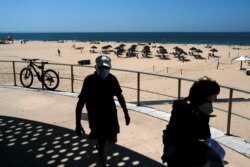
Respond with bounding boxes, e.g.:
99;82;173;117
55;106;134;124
0;40;250;142
0;40;250;87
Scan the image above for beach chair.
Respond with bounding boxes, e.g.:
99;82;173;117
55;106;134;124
78;59;91;65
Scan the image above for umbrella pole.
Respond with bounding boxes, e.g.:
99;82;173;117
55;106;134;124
240;61;243;70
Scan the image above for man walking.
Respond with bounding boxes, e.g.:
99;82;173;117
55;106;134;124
75;55;130;167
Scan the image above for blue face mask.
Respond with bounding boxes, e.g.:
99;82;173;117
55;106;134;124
97;68;110;79
199;102;213;115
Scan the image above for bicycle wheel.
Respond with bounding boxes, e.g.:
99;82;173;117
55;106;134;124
43;69;59;90
20;68;33;88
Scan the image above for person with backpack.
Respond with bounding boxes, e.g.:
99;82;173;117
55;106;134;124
161;77;223;167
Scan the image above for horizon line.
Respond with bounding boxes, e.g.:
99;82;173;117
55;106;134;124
1;31;250;33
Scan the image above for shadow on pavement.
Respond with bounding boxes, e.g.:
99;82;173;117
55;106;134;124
0;116;165;167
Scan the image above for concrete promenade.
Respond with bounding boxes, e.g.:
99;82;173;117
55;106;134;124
0;86;249;167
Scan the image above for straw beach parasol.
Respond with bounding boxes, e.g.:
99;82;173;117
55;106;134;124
189;47;197;51
210;48;218;55
75;47;84;53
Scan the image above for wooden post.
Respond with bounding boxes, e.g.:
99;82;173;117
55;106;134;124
41;62;44;89
12;61;17;86
178;79;181;99
137;72;141;106
226;89;233;135
71;65;74;93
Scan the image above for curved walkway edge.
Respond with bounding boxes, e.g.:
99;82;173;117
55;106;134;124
1;85;249;159
120;102;250;158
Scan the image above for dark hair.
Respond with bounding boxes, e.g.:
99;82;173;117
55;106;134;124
188;76;220;107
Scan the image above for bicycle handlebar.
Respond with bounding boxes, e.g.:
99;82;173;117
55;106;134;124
22;58;48;64
22;58;39;62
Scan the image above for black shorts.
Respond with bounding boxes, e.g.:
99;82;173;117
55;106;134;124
89;131;117;143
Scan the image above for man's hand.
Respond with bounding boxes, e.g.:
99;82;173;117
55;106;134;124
124;113;130;125
75;124;85;137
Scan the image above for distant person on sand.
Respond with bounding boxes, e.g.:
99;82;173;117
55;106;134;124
57;49;61;56
75;55;131;167
162;76;223;167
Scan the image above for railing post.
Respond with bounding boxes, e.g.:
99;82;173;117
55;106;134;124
226;89;233;135
12;61;17;86
137;72;141;106
178;79;181;99
71;65;74;93
41;62;44;89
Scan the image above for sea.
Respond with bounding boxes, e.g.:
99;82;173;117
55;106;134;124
1;32;250;45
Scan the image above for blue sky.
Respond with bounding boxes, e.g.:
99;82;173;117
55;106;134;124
1;0;250;32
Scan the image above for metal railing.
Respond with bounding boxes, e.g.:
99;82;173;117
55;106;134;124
0;60;249;138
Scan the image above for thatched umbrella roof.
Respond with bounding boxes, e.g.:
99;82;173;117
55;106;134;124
195;49;203;53
189;47;197;51
114;46;121;50
119;44;126;47
75;47;84;49
75;47;84;53
173;46;181;50
102;46;109;50
158;46;164;49
210;48;218;53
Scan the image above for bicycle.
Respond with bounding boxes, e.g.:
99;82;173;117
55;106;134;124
20;58;60;90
